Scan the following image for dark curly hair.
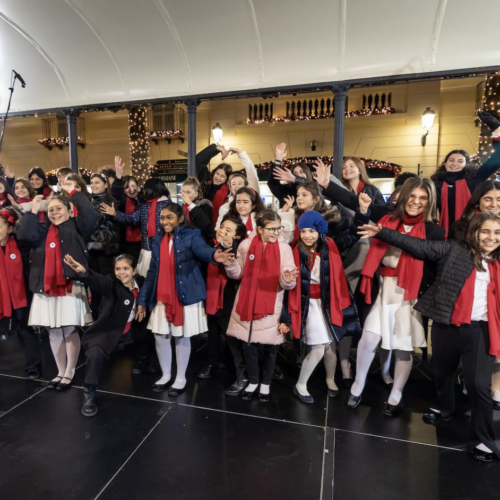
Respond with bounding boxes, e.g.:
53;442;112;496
226;187;265;219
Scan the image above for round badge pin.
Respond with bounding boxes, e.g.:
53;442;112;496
124;299;131;305
49;242;56;249
10;253;16;260
249;254;255;261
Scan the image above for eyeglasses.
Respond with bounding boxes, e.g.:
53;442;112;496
263;226;284;234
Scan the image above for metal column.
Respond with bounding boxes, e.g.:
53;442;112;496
185;99;200;177
332;84;350;179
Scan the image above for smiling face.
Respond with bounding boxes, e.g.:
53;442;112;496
443;153;467;173
15;182;30;199
477;219;500;255
114;259;135;288
90;177;107;195
0;217;13;245
212;167;227;186
48;199;72;226
292;165;307;179
160;208;183;234
342;159;361;182
257;220;282;243
29;174;44;189
216;219;239;243
125;179;138;198
479;189;500;215
235;193;254;217
296;187;318;211
300;228;320;248
229;175;246;196
404;187;429;217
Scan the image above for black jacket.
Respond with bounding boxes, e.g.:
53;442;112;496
196;143;226;202
89;192;120;255
17;192;97;294
375;228;479;324
282;235;361;342
355;222;445;325
267;162;307;208
359;184;385;206
187;200;215;243
81;270;147;355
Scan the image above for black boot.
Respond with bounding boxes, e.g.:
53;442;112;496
197;364;219;379
81;385;98;417
225;378;249;396
132;356;159;375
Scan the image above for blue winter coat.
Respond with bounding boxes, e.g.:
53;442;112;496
137;225;217;311
115;197;172;251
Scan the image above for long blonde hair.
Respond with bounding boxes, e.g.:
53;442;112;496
182;176;204;201
341;156;373;191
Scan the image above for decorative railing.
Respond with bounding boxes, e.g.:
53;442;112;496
147;104;185;144
39;116;86;149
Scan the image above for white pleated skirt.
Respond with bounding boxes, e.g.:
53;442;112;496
147;301;208;337
136;249;152;278
28;283;93;328
363;276;426;351
305;299;333;346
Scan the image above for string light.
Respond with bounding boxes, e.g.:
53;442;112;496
128;106;151;188
147;130;184;140
478;71;500;159
46;167;94;179
39;137;85;148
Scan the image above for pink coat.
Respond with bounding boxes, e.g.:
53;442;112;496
225;234;296;345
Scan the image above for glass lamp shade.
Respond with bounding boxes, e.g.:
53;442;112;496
211;123;223;144
421;108;436;131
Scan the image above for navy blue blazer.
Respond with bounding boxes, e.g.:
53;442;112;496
138;225;217;311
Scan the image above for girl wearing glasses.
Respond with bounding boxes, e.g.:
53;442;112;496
224;210;298;402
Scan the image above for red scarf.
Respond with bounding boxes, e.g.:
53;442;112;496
16;197;32;204
211;183;228;226
182;204;191;223
123;288;139;334
451;261;500;358
125;197;141;242
0;237;27;319
44;225;72;297
156;235;183;326
147;198;159;238
440;179;471;239
235;235;281;321
242;215;254;237
206;240;228;315
289;238;351;339
360;213;426;304
291;221;300;248
0;194;6;207
41;187;52;199
356;180;366;194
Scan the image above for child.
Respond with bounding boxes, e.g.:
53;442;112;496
197;215;247;391
17;178;97;391
224;210;297;402
286;211;361;404
135;203;232;395
225;187;266;238
359;212;500;462
63;253;146;417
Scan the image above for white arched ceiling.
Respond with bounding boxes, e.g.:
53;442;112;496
0;0;499;113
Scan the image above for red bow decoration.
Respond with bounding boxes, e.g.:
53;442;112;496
0;210;14;224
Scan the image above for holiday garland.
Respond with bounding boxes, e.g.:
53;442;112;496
39;136;85;147
46;167;94;178
146;130;184;140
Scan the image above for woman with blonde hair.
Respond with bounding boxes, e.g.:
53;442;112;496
341;156;385;206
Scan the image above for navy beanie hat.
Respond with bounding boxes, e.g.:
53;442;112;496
298;210;328;234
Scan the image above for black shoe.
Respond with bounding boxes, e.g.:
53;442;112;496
132;356;159;375
293;386;314;404
81;385;98;417
46;376;63;390
167;386;185;396
347;393;362;409
259;392;270;403
383;399;403;417
422;407;453;425
471;447;494;462
152;383;168;393
197;364;219;379
342;378;353;389
56;376;73;391
27;369;40;379
225;378;249;396
328;388;340;398
241;388;256;401
272;366;284;381
493;400;500;411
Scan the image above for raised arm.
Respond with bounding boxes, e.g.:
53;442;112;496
196;144;221;181
116;206;142;226
71;191;98;241
233;149;260;194
476;111;500;181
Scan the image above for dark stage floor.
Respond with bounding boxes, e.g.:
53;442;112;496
1;332;499;500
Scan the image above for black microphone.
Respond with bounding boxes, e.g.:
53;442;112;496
13;70;26;88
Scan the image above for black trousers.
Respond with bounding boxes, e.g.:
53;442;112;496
88;251;115;320
84;346;109;387
432;321;499;456
242;343;279;385
207;314;228;365
226;336;246;380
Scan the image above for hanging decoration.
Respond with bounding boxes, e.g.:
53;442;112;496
46;167;94;180
128;106;151;187
255;156;402;176
147;130;185;144
39;136;85;150
478;71;500;161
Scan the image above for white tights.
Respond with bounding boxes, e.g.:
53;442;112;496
154;335;191;389
48;326;81;382
351;330;413;405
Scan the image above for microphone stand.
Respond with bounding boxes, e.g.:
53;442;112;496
0;71;25;174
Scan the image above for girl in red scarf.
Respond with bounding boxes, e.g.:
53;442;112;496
28;167;53;199
286;211;355;405
135;203;232;395
225;187;266;239
14;178;36;204
359;212;500;462
224;210;298;402
340;156;385;205
349;178;445;417
17;177;97;391
0;207;42;378
0;177;14;208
